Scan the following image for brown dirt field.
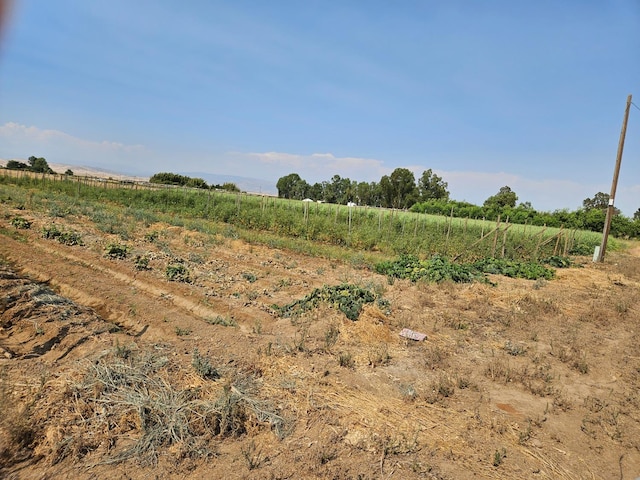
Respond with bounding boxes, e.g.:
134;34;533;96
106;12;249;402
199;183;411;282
2;202;640;479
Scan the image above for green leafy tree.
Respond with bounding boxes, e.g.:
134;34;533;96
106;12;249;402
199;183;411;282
308;182;324;200
276;173;309;200
355;181;378;206
186;177;208;189
6;160;29;170
582;192;610;210
582;192;620;215
379;175;393;208
64;169;74;176
634;208;640;221
581;207;606;231
384;168;418;209
150;172;187;185
418;169;449;201
484;186;518;209
28;156;54;174
323;175;354;204
221;182;240;192
149;172;208;189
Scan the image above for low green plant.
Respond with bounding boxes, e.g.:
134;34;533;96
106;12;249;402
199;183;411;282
59;230;83;246
205;315;237;327
175;326;191;336
10;216;31;229
474;258;555;280
105;242;128;259
277;283;377;321
192;348;219;379
375;254;486;283
144;230;159;242
134;255;150;270
41;225;83;245
242;272;258;283
166;263;190;282
376;254;556;284
542;255;573;268
493;448;507;467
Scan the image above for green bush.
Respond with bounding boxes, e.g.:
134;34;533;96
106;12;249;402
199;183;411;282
242;272;257;283
542;255;572;268
278;284;378;321
375;254;485;283
192;348;219;379
376;254;556;283
134;255;150;270
10;216;31;229
41;225;84;245
144;230;159;242
473;258;555;280
105;242;128;259
166;263;190;282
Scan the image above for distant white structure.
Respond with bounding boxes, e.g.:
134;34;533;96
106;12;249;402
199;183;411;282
347;202;357;207
302;198;313;202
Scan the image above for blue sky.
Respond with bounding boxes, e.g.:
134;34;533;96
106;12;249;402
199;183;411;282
0;1;639;214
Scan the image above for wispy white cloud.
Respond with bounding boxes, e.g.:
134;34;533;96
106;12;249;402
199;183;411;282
0;122;145;152
241;151;388;181
0;122;149;173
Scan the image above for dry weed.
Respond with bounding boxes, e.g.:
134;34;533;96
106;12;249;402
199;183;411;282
54;351;290;465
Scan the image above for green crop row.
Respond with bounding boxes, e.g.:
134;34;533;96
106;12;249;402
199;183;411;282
0;172;607;262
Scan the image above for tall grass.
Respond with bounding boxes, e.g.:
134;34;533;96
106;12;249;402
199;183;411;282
0;172;607;261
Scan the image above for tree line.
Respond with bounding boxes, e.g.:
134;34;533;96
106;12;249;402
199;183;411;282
4;156;75;175
149;172;240;192
277;169;640;238
277;168;449;209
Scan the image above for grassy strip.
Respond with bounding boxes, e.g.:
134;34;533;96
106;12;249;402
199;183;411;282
0;174;606;261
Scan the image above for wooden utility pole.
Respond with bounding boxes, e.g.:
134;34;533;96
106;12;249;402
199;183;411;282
597;94;632;262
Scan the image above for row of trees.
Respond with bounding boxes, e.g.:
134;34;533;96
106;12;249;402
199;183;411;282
5;156;60;174
5;156;75;175
277;168;449;209
277;170;640;238
412;194;640;238
149;172;239;192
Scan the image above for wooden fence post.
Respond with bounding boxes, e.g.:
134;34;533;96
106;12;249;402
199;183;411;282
491;215;501;257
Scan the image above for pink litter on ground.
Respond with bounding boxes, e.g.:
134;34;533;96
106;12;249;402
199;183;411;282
399;328;427;341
